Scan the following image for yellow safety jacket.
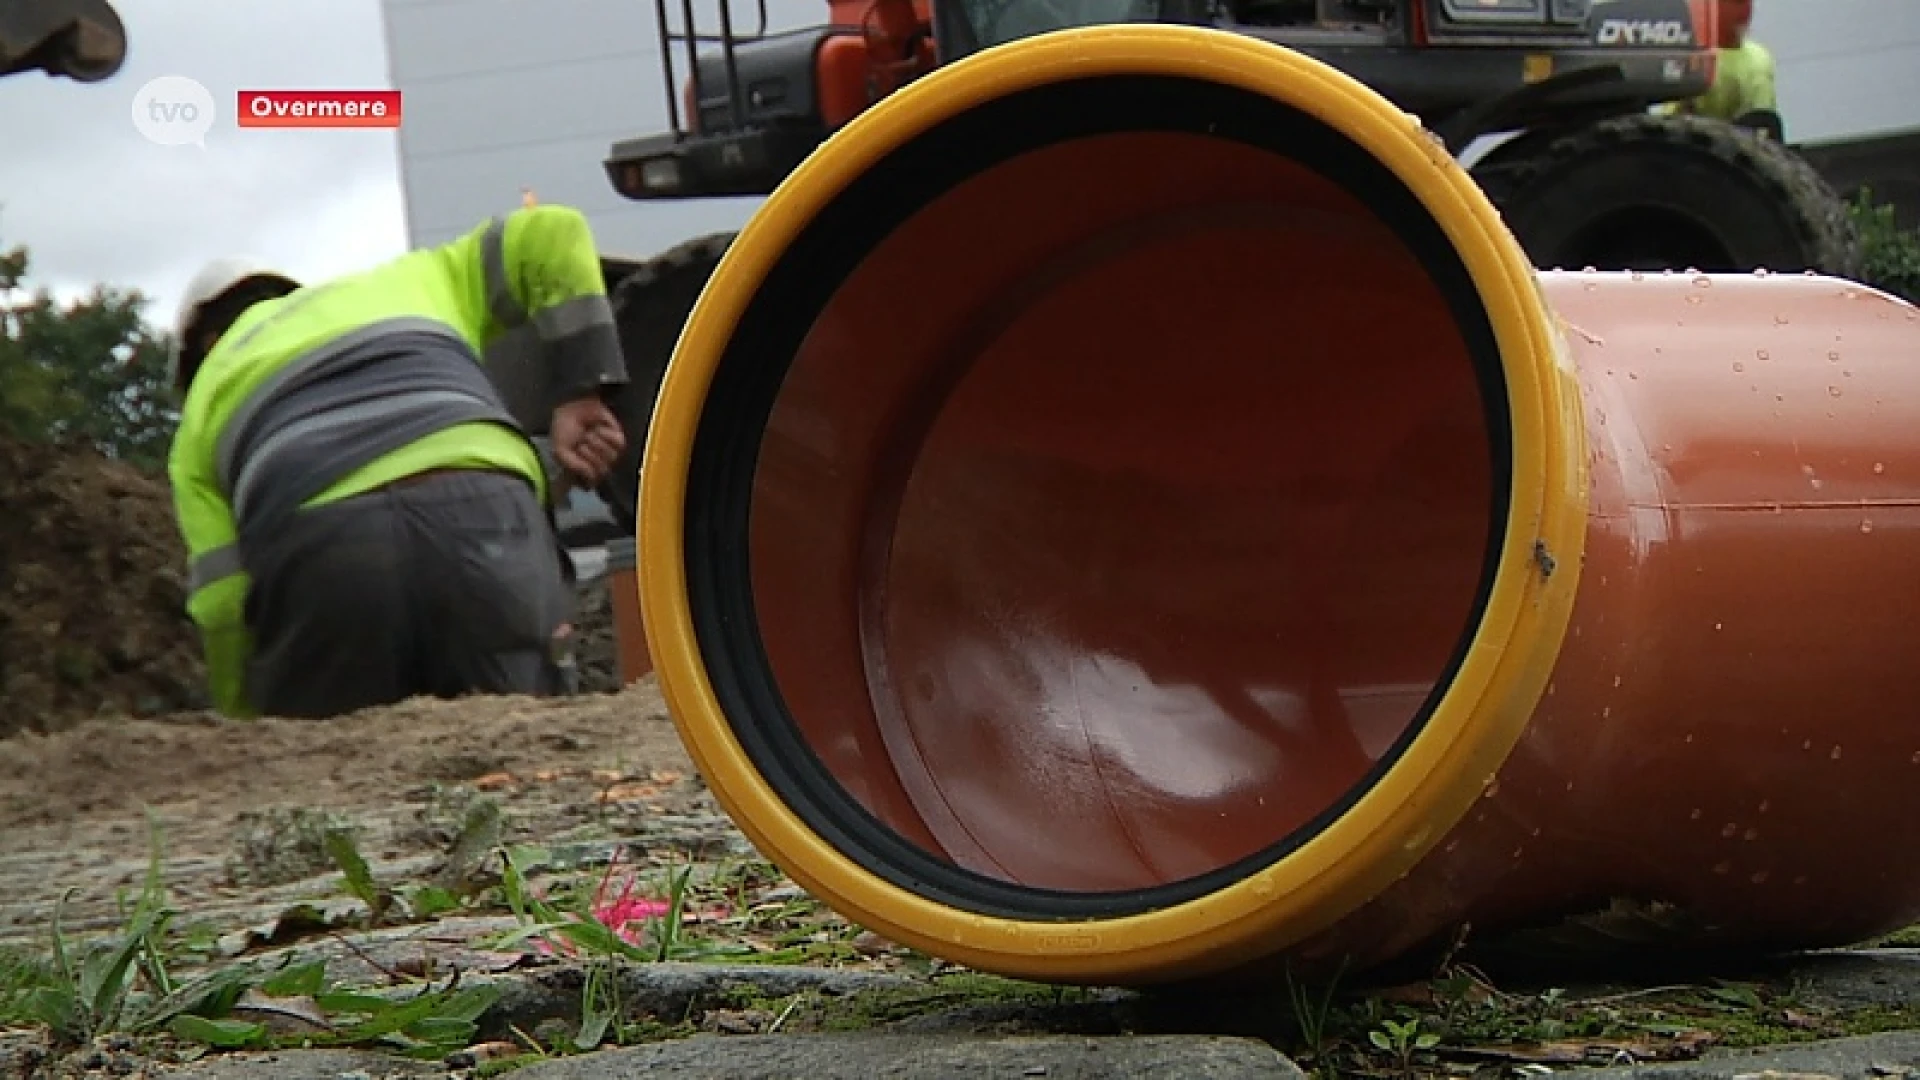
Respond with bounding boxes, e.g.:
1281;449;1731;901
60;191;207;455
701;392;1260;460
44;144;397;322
167;205;626;718
1663;39;1778;123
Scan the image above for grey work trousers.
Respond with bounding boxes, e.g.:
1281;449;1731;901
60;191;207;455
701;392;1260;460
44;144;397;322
242;469;574;719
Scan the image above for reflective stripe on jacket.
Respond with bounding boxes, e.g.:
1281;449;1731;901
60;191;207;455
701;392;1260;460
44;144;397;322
167;204;628;717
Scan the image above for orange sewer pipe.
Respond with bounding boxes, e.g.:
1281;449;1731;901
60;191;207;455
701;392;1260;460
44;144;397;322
633;25;1920;987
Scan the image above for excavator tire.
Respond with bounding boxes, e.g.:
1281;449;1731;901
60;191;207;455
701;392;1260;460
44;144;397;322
596;231;736;533
1469;112;1862;278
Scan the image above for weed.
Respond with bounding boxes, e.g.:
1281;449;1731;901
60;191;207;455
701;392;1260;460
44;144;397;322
1282;957;1347;1056
225;807;360;888
5;812;197;1045
1256;952;1920;1079
315;805;502;928
325;825;395;925
0;946;56;1018
163;959;501;1060
0;814;505;1062
1368;1015;1440;1076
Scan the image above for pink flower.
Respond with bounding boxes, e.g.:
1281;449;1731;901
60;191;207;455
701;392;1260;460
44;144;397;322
593;873;672;946
531;852;674;955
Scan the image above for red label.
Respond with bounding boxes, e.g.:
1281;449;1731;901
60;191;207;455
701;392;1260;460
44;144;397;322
236;90;402;129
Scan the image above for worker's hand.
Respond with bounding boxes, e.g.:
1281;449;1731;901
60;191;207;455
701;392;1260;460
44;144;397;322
549;394;625;488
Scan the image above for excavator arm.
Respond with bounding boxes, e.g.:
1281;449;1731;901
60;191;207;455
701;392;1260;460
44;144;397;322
0;0;128;84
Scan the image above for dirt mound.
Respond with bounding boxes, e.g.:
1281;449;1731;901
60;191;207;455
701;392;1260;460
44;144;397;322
0;434;634;736
0;438;206;736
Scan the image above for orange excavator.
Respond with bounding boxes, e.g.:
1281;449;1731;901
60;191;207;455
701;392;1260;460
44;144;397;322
576;0;1858;533
606;0;1849;277
0;0;127;83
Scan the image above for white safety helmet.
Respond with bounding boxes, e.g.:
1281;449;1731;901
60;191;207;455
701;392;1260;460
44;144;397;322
166;256;302;392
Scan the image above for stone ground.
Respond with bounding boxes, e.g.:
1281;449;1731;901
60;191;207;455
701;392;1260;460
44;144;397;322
0;556;642;958
2;443;1918;1078
4;655;1920;1078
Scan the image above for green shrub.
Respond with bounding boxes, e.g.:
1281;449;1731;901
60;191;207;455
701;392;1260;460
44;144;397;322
0;238;176;471
1848;189;1920;304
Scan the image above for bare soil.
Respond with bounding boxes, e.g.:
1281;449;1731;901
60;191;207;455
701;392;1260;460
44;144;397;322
0;438;710;950
0;439;206;733
0;679;710;947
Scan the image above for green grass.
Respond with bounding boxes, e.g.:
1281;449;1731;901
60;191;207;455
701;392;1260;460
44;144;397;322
8;798;1919;1077
1260;960;1920;1078
0;811;511;1060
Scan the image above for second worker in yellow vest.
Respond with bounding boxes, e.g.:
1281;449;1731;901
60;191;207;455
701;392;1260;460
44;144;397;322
1662;0;1779;132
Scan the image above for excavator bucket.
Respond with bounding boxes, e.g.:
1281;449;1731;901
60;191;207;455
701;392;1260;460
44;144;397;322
0;0;128;83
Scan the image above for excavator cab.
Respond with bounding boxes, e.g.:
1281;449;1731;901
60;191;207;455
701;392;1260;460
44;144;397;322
605;0;1216;201
934;1;1201;53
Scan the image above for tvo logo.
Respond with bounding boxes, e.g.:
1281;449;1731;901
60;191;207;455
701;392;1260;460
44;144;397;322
131;75;215;147
1596;18;1693;45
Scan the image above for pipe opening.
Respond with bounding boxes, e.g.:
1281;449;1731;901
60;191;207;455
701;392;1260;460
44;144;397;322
684;74;1513;919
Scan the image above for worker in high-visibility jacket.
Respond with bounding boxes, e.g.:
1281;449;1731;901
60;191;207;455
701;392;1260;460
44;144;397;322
166;203;628;719
1661;0;1779;133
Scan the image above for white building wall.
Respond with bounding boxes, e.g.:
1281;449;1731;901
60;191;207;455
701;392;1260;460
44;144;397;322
1752;0;1920;146
379;0;818;258
380;0;1920;255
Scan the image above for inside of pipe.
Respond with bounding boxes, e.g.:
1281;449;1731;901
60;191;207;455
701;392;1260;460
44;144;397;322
700;76;1507;904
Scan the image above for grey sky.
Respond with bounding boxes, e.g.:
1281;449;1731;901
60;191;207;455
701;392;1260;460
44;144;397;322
0;0;1913;333
0;0;406;326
